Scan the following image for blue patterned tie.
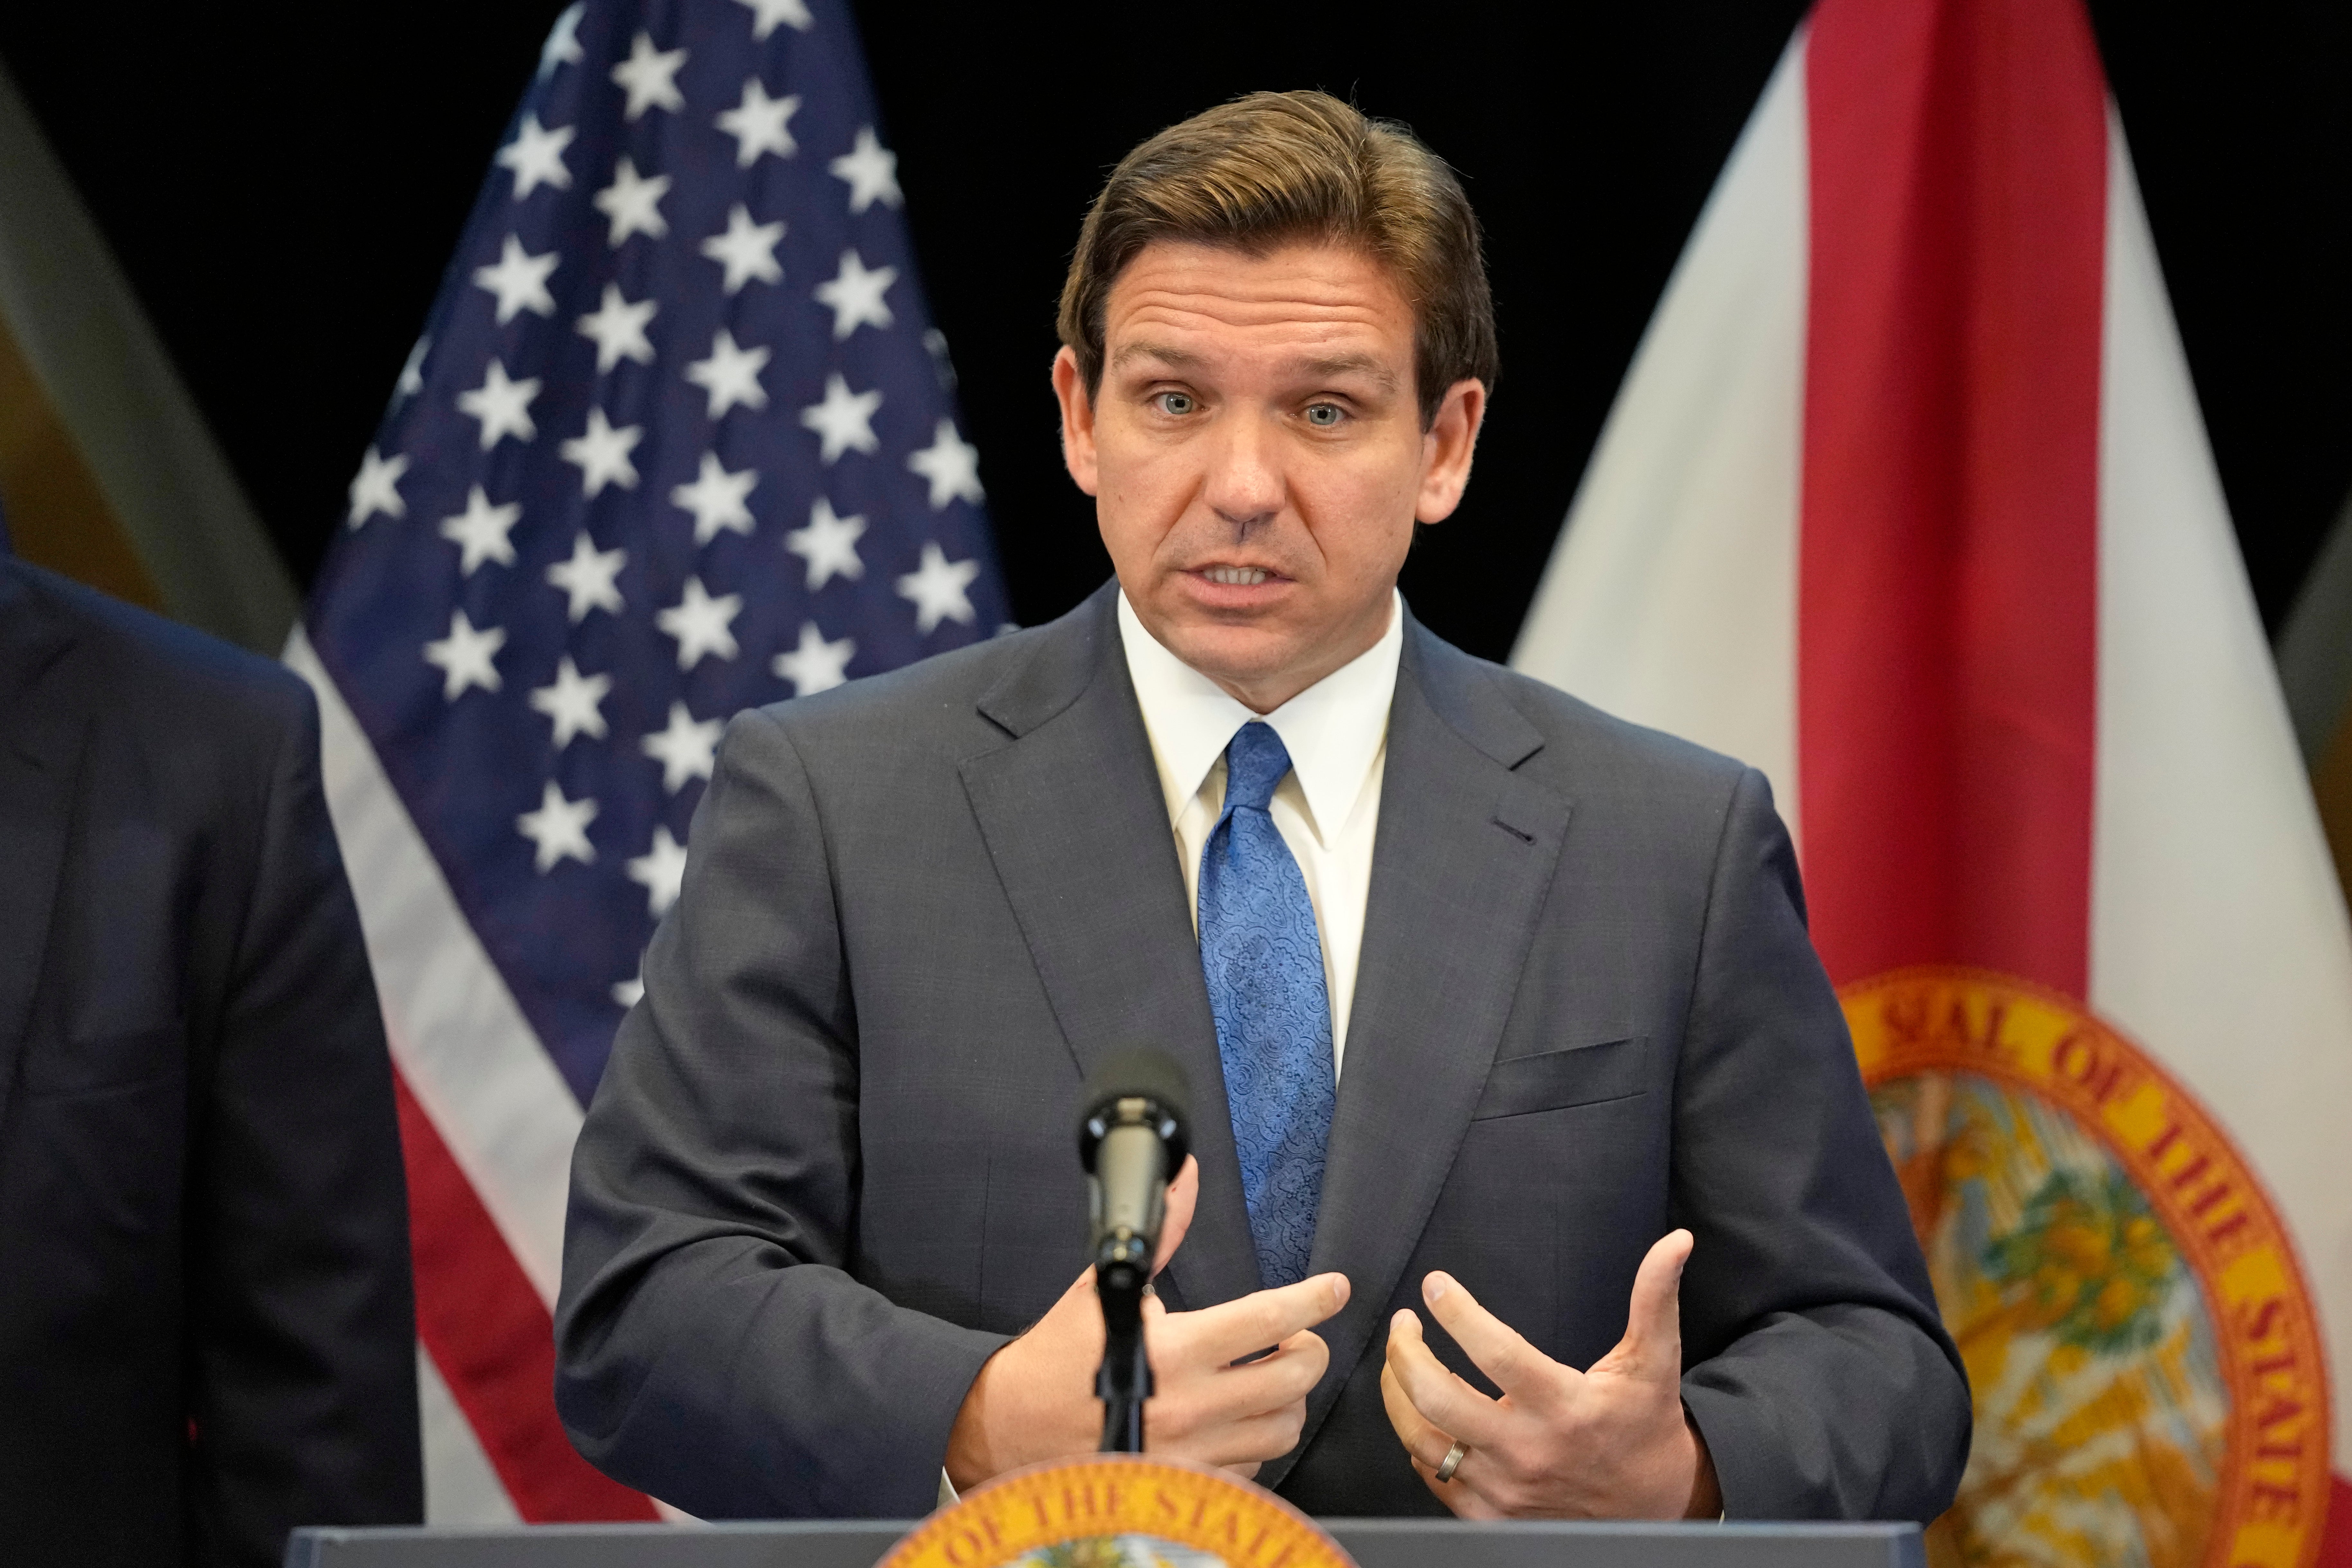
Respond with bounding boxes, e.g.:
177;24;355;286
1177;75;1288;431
1198;721;1335;1289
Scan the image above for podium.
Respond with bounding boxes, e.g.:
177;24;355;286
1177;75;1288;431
288;1520;1925;1567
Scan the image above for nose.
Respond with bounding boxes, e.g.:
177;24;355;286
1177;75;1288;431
1201;408;1282;535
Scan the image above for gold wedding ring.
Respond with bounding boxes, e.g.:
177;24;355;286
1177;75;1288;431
1434;1438;1468;1483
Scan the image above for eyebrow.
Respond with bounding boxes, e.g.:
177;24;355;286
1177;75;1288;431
1109;342;1399;390
1294;351;1397;388
1110;342;1203;372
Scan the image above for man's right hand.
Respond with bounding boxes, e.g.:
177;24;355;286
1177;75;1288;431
944;1157;1349;1489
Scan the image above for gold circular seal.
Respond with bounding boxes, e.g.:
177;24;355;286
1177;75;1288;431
880;1456;1356;1568
1843;967;2332;1568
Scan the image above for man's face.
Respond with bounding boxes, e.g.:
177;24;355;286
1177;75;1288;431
1053;241;1484;713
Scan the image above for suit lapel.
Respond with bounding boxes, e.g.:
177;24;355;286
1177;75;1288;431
1261;616;1572;1487
957;587;1261;1313
0;569;87;1135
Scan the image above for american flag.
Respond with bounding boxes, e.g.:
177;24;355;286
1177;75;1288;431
289;0;1006;1521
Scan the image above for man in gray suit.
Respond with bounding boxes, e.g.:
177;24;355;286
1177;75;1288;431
556;91;1969;1523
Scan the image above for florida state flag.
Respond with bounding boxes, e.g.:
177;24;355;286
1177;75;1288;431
1515;2;2352;1563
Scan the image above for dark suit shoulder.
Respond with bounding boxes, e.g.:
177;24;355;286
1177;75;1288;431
749;595;1099;761
1413;625;1756;802
2;557;312;742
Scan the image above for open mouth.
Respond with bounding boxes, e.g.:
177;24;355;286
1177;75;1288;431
1201;566;1272;587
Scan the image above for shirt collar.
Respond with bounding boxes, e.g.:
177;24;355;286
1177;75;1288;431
1116;588;1404;844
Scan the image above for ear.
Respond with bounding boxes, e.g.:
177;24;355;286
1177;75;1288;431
1414;378;1487;524
1051;345;1100;497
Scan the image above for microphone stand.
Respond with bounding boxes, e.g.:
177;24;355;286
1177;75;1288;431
1094;1232;1151;1453
1078;1059;1188;1458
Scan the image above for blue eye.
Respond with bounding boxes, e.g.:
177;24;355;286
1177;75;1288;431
1304;403;1344;427
1155;392;1195;416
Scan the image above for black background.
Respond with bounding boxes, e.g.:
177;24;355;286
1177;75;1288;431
1;1;2345;662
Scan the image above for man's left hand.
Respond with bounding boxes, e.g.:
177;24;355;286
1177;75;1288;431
1378;1229;1722;1519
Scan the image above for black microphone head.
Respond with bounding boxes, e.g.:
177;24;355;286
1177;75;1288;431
1077;1047;1192;1169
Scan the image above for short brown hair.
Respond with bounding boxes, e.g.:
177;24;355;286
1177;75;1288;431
1057;91;1497;428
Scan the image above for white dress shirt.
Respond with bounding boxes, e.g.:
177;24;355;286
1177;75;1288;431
1117;589;1403;1072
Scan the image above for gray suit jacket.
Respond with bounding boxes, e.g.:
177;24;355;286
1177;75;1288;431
555;583;1968;1522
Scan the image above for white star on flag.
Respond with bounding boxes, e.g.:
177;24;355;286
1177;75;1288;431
685;328;772;419
610;32;688;120
472;234;559;324
813;249;896;339
671;452;758;544
799;372;883;463
701;204;785;295
439;486;523;575
498;114;576;197
423;609;507;699
538;2;584;76
346;447;408;528
626;825;691;916
576;284;658;372
394;337;429;403
516;779;598;872
734;0;812;39
595;157;673;246
897;542;981;634
457;360;541;450
908;419;984;508
529;656;612;747
718;80;801;167
655;577;743;670
786;497;867;589
545;532;626;622
641;701;724;792
773;620;856;696
561;408;644;497
829;126;902;213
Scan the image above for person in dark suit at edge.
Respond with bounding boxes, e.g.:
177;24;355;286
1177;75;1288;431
0;537;422;1565
556;92;1969;1521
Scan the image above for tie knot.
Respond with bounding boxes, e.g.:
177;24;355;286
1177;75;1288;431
1223;721;1293;813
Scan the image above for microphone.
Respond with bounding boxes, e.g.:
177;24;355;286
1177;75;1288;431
1075;1048;1191;1454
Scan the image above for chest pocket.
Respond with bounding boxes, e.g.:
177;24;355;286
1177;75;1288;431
1471;1035;1647;1120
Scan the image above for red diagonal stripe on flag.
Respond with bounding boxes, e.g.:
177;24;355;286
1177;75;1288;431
393;1070;656;1522
1799;0;2106;994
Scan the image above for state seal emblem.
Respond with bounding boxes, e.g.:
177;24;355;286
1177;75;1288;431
880;1456;1354;1568
1844;968;2331;1568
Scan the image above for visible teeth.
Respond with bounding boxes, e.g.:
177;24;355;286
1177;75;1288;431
1204;566;1269;586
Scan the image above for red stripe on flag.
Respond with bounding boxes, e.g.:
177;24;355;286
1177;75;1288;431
1798;0;2107;993
392;1070;658;1522
2323;1473;2352;1568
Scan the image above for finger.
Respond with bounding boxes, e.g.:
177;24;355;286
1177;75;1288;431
1609;1229;1693;1377
1186;1272;1349;1365
1419;1461;1508;1521
1384;1366;1507;1521
1150;1332;1319;1465
1239;1327;1331;1396
1195;1404;1312;1467
1152;1157;1200;1277
1180;1329;1328;1424
1383;1308;1506;1449
1378;1361;1449;1465
1418;1272;1553;1400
